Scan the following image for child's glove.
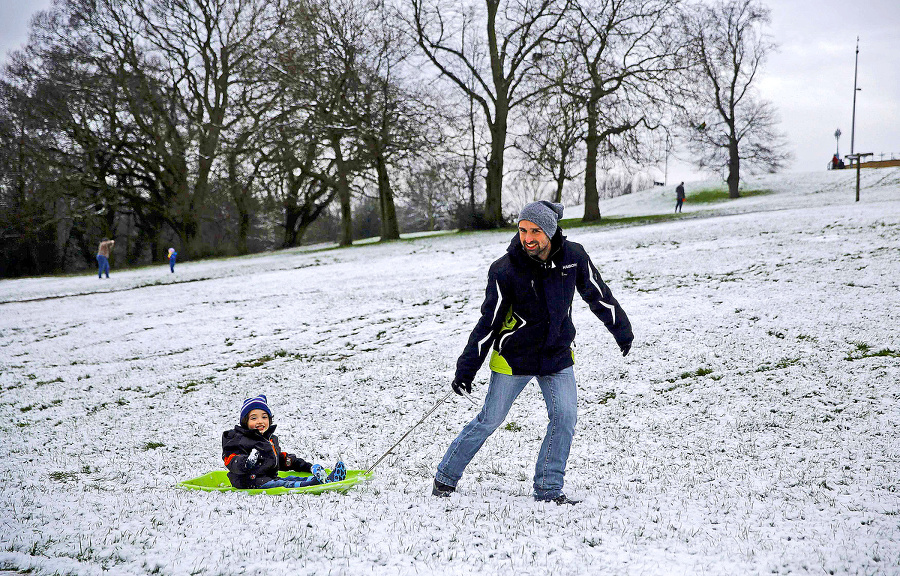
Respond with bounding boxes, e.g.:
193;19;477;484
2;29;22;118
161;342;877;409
244;448;260;471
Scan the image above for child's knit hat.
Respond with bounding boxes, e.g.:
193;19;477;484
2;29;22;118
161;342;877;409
240;395;272;426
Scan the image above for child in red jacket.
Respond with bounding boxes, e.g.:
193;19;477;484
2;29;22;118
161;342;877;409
222;395;345;488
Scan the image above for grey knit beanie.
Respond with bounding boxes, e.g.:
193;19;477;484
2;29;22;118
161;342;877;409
518;201;565;238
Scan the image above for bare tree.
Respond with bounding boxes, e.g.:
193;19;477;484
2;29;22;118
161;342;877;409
268;0;368;247
681;0;789;198
351;0;433;242
409;0;567;228
515;59;585;204
562;0;685;221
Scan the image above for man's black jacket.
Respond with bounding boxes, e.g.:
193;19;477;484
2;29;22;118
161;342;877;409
455;228;633;383
221;424;312;488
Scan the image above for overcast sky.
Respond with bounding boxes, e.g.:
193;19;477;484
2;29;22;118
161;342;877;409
1;0;897;185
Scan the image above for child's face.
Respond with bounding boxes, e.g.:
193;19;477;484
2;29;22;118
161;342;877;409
246;409;270;433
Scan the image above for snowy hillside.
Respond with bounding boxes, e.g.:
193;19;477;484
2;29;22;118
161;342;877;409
1;168;898;575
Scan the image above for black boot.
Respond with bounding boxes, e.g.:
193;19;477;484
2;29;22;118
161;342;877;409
536;493;580;505
432;479;455;497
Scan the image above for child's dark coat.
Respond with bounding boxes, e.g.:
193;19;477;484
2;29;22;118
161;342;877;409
222;424;312;488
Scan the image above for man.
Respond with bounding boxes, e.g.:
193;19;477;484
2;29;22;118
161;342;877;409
97;238;115;279
433;201;633;504
675;182;685;213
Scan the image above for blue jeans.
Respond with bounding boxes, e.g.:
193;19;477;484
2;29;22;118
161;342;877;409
259;475;320;489
436;366;577;500
97;255;109;278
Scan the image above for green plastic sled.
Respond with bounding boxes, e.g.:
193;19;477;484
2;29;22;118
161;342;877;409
180;469;371;495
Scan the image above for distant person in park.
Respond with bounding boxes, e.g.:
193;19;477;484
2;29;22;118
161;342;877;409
222;394;346;489
832;154;840;170
675;182;686;213
96;238;115;278
432;201;633;505
167;247;177;273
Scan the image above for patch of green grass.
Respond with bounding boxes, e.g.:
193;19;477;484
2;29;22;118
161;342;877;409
231;356;274;369
503;421;522;432
659;367;714;392
597;390;617;404
142;441;165;451
36;377;64;387
49;471;79;482
845;342;899;361
686;187;774;204
667;367;714;383
559;212;682;230
178;376;212;394
755;357;801;372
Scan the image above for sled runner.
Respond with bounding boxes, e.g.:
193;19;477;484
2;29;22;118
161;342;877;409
180;469;371;495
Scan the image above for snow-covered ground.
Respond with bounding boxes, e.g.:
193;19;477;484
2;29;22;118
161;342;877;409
1;168;898;575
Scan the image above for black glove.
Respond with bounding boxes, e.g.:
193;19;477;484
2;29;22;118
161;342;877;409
619;341;632;357
243;448;260;471
451;378;472;396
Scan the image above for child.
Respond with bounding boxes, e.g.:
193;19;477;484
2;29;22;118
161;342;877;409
222;395;346;489
97;238;115;278
167;247;177;273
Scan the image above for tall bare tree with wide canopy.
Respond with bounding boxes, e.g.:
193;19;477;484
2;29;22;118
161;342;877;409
409;0;567;228
681;0;789;198
560;0;684;221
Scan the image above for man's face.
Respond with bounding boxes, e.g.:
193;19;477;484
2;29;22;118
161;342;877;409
246;409;270;434
518;220;551;261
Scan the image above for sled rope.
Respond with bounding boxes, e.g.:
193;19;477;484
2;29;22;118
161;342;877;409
364;390;460;476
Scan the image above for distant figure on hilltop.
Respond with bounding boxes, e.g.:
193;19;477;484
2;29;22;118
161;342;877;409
97;238;115;279
675;182;685;213
167;247;177;273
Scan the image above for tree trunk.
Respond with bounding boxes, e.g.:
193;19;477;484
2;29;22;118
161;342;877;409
554;144;570;204
374;146;400;241
332;134;353;247
283;200;300;248
228;153;251;255
484;104;508;228
727;135;740;198
583;100;601;221
467;96;478;227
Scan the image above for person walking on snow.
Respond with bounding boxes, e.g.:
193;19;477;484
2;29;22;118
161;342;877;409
97;238;115;278
432;201;633;505
167;248;177;273
675;182;685;213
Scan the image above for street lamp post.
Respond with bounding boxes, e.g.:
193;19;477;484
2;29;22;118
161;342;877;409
834;128;841;157
846;152;873;201
850;38;861;164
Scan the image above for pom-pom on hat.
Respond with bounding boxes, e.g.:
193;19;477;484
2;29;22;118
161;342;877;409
518;201;565;239
240;394;272;426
